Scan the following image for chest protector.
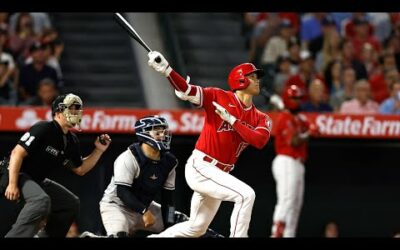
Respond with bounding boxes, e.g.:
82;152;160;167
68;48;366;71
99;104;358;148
128;143;177;207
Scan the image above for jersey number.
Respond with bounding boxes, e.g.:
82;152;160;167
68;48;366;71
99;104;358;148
20;132;35;146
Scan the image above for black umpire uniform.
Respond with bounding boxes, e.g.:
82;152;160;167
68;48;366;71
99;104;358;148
1;93;109;238
2;120;82;237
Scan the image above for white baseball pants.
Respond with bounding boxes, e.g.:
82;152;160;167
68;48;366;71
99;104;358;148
271;154;305;237
151;149;255;237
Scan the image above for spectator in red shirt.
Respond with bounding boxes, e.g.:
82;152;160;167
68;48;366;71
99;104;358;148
368;52;399;103
350;17;381;61
278;13;300;34
341;13;374;39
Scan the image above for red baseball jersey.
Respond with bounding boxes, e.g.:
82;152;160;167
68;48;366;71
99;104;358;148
274;110;308;161
166;69;272;166
195;87;272;165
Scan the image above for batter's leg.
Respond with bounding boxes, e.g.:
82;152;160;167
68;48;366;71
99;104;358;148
187;162;255;237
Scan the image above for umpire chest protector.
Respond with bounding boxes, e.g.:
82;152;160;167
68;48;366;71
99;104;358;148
128;143;177;207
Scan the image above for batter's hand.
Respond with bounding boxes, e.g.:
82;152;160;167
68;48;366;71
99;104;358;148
148;51;172;77
212;101;237;125
143;210;155;228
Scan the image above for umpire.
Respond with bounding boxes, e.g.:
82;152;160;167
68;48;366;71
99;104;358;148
1;93;111;237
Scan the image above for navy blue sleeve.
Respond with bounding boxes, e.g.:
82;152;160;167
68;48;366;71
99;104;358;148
116;184;147;214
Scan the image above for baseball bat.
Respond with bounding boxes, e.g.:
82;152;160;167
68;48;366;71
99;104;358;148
114;13;161;63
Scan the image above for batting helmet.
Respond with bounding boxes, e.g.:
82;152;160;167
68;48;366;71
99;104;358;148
134;115;171;151
228;63;264;91
282;85;304;111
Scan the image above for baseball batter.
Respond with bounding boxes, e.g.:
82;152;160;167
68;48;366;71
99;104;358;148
271;85;316;237
146;51;272;237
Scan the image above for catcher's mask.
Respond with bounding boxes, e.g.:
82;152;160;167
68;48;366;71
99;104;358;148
52;93;83;127
134;115;171;151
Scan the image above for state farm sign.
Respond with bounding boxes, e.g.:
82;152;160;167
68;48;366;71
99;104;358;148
1;107;399;138
77;110;205;134
79;111;136;131
0;107;205;135
314;114;400;138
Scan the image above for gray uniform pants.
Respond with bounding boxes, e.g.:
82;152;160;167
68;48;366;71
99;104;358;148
5;174;80;238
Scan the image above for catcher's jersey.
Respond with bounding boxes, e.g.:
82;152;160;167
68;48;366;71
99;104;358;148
274;111;308;161
18;120;82;182
195;87;271;165
101;143;177;208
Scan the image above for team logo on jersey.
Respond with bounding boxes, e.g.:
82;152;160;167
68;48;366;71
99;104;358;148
149;174;158;180
45;146;59;157
217;121;234;132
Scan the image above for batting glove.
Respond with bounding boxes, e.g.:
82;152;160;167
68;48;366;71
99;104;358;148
212;101;237;125
148;51;172;77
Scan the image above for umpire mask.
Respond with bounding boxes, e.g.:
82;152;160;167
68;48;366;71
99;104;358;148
134;115;172;151
52;93;83;127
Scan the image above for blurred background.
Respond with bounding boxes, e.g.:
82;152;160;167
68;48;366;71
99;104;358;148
1;12;400;237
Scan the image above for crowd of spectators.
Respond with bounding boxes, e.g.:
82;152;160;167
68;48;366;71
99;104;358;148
3;12;400;116
242;12;400;115
0;12;63;108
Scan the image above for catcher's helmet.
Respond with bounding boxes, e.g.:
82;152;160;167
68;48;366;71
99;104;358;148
51;93;83;126
228;63;264;91
282;85;304;111
134;115;171;151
